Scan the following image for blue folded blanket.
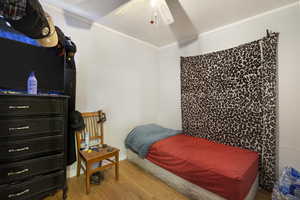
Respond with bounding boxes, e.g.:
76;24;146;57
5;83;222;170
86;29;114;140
125;124;181;158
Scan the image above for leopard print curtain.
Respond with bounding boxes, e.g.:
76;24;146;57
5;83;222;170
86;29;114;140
181;33;279;190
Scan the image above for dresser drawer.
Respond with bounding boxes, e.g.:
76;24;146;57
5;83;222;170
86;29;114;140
0;136;64;162
0;154;64;184
0;97;65;116
0;170;65;200
0;117;64;139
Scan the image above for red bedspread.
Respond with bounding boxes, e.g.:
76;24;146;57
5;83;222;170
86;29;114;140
146;134;258;200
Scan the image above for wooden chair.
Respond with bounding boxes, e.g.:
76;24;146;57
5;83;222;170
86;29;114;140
75;110;119;194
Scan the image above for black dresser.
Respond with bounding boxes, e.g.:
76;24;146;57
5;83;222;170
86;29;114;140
0;94;69;200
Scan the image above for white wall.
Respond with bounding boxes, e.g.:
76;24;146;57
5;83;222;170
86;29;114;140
44;4;159;176
157;3;300;171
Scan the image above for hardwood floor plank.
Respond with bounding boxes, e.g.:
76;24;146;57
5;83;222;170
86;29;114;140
121;160;187;199
45;160;271;200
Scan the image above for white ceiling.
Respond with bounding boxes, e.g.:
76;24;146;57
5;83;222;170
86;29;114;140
44;0;298;47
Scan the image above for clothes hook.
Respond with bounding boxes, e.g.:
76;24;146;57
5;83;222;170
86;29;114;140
266;29;270;37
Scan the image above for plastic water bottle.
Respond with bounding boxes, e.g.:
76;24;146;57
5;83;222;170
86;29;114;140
27;72;37;95
85;132;90;150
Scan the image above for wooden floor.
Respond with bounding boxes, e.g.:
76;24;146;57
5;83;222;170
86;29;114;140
46;160;271;200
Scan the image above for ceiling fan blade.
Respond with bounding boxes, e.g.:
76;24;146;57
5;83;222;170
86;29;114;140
158;0;174;25
165;0;198;47
45;0;130;20
78;0;131;17
115;0;146;16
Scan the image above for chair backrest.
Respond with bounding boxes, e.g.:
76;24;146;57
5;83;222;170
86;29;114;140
75;110;106;150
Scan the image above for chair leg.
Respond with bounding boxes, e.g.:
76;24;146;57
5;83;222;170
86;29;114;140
115;153;119;181
77;157;81;177
86;163;91;194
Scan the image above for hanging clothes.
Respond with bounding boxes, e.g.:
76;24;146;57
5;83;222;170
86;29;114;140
56;27;77;165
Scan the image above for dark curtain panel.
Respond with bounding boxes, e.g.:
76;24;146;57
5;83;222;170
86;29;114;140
181;33;279;190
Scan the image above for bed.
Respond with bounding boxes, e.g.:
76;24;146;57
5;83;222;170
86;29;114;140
125;125;259;200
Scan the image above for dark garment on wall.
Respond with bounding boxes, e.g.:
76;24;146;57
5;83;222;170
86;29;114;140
56;26;77;165
65;66;77;165
180;33;279;191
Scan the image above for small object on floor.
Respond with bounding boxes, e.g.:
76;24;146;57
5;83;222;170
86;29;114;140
272;167;300;200
90;172;104;185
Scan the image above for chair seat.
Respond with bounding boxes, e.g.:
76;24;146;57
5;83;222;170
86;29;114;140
80;145;119;162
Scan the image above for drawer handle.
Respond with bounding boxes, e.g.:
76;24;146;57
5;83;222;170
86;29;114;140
9;126;30;132
8;147;30;153
8;105;30;109
8;168;29;176
8;189;30;198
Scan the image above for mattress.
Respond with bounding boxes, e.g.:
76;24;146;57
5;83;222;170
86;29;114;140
127;149;258;200
146;134;259;200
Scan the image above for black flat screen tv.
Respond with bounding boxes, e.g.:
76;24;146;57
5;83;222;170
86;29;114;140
0;34;65;93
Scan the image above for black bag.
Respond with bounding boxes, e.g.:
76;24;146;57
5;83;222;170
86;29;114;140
70;110;85;131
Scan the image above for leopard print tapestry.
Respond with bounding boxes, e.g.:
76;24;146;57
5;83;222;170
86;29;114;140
181;33;279;190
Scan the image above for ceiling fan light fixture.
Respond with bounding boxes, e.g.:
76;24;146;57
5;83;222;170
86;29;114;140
150;11;159;24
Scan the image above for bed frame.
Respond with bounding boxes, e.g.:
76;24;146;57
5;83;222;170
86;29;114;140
127;149;258;200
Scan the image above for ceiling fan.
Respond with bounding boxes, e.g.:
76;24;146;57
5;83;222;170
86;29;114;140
45;0;175;26
114;0;199;47
45;0;198;47
115;0;175;25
